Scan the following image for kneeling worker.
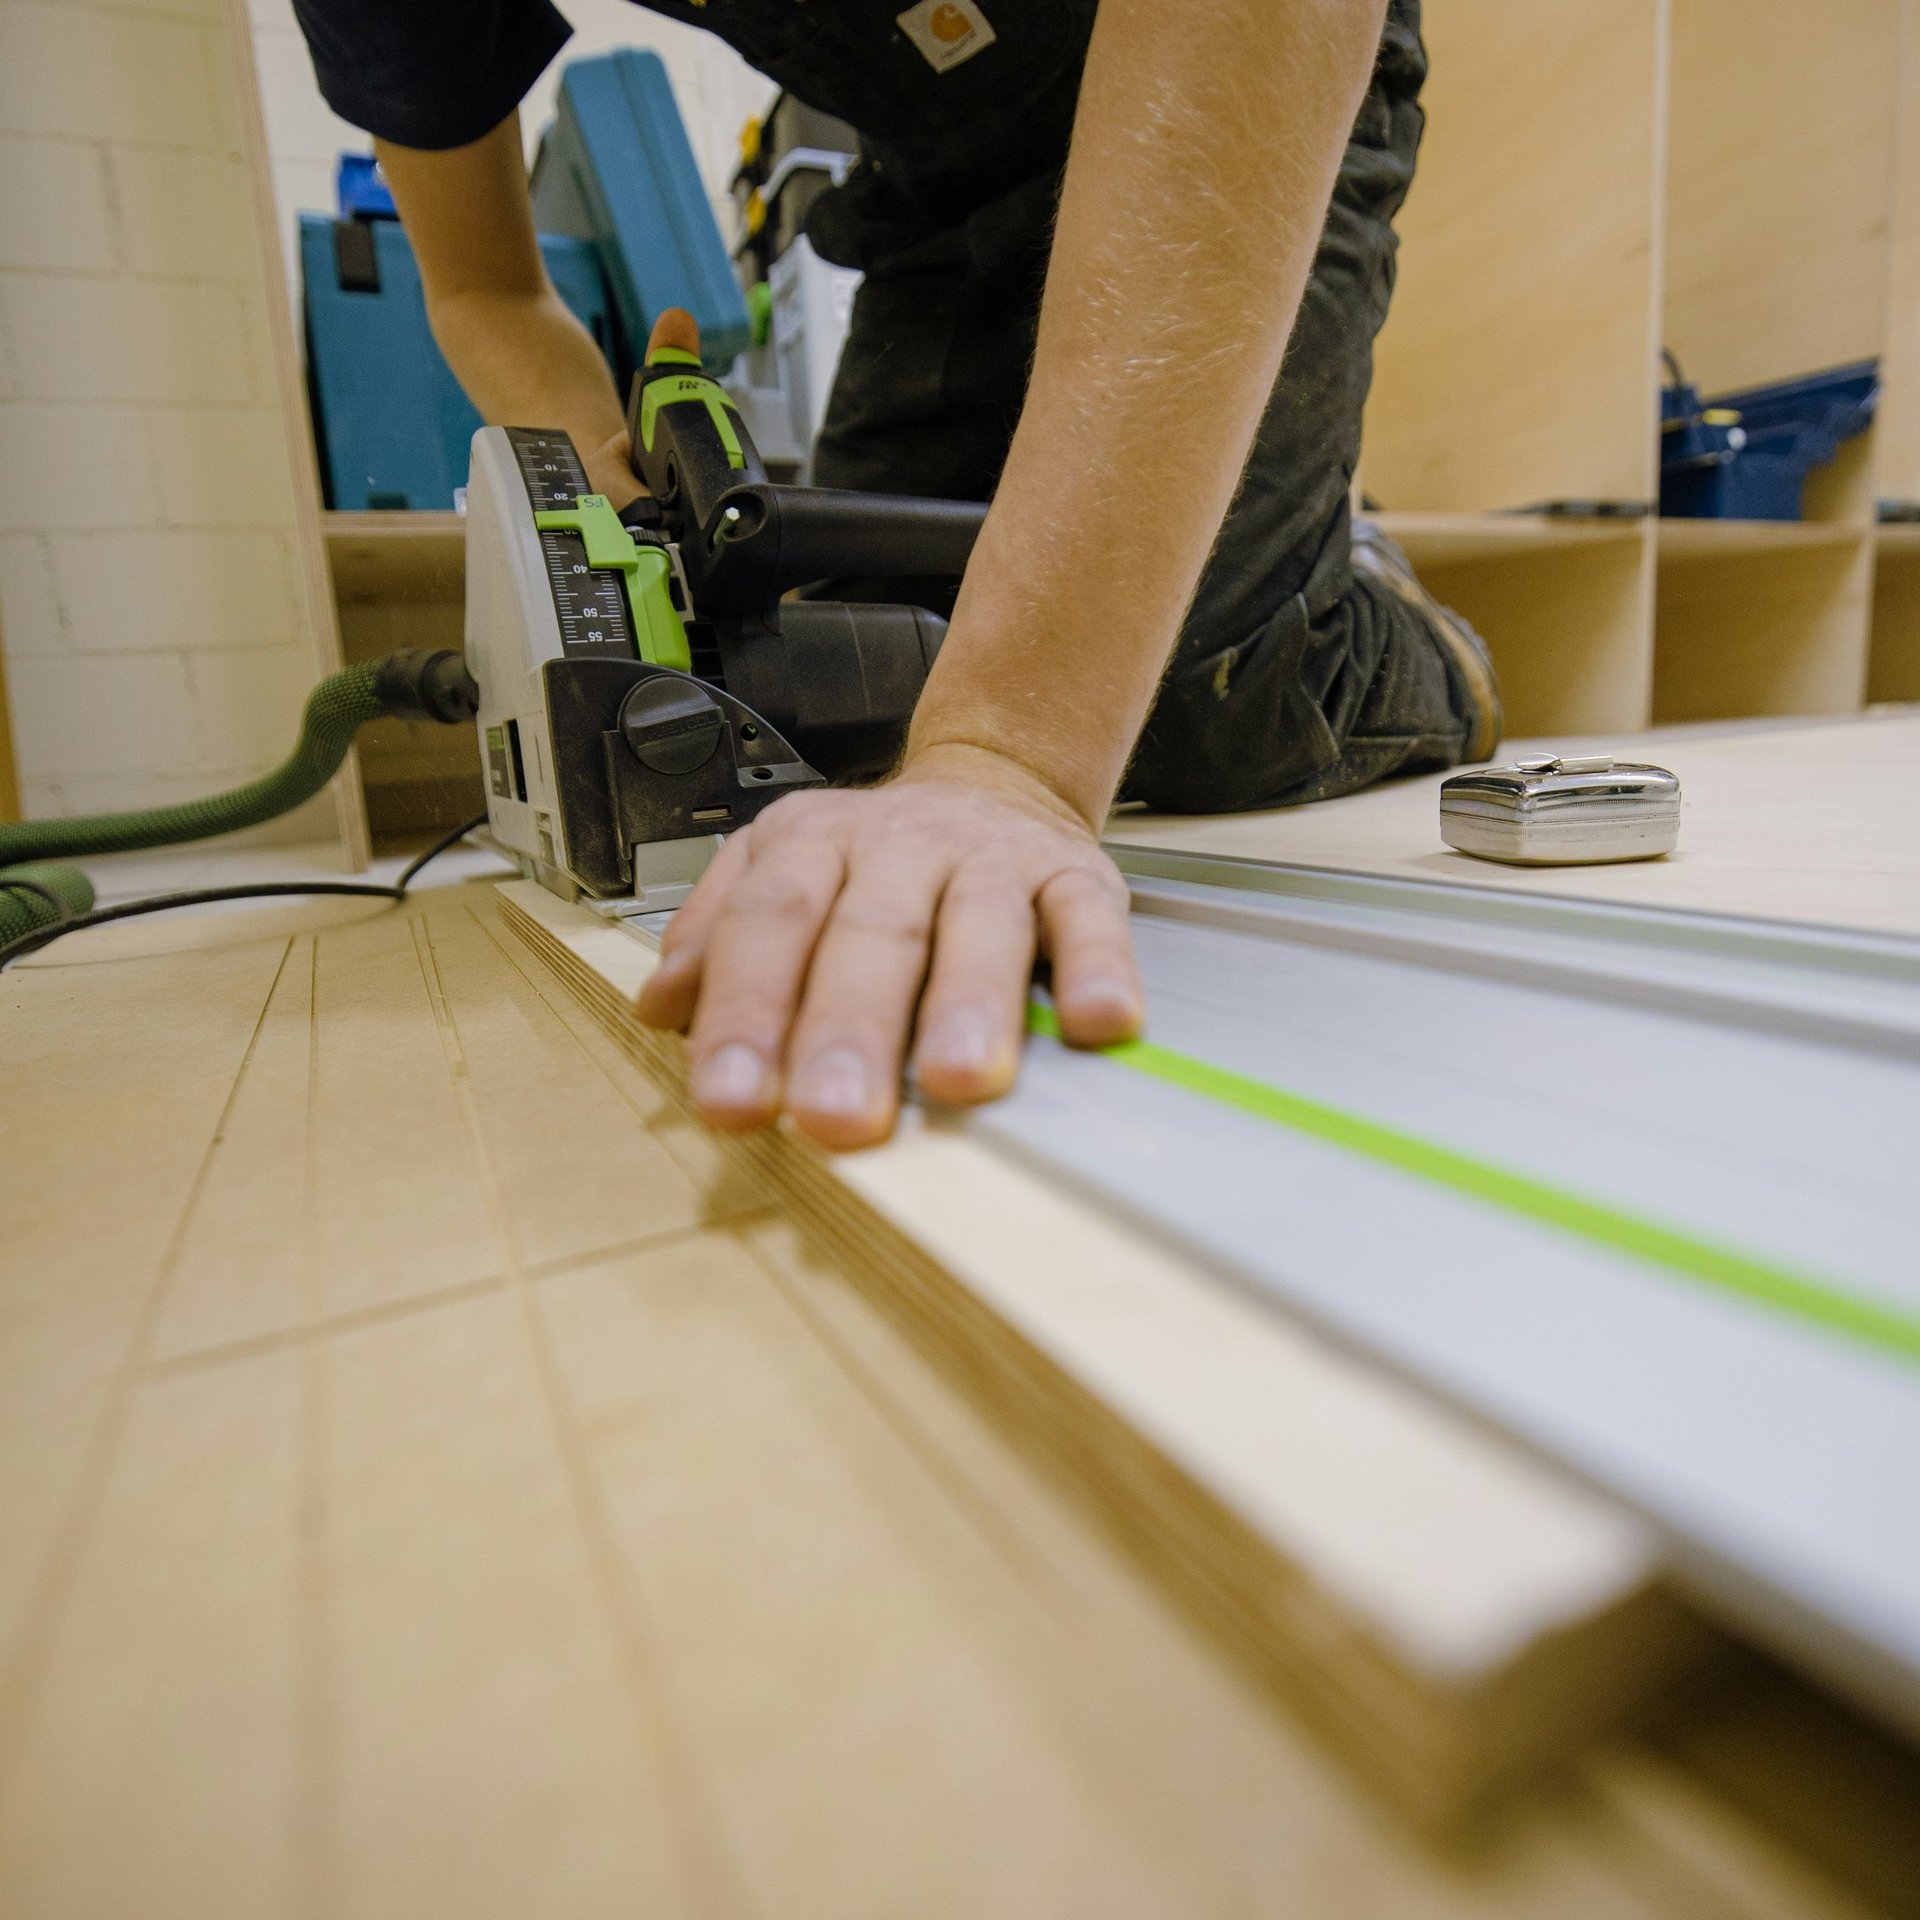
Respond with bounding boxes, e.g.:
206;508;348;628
290;0;1499;1146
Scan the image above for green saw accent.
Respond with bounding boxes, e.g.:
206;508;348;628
637;370;746;469
646;345;702;368
746;280;772;349
534;494;692;672
1026;1003;1920;1370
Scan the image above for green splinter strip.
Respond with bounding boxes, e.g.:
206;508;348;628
1026;1003;1920;1370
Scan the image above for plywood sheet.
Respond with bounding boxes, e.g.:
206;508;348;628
498;880;1703;1827
1110;712;1920;936
0;877;1899;1913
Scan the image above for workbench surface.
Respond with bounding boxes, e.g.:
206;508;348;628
3;715;1917;1916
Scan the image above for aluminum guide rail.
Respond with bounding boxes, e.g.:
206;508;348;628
622;848;1920;1731
973;851;1920;1732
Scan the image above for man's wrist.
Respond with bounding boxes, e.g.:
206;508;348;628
897;733;1112;836
427;285;636;497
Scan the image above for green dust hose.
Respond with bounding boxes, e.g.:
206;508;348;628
0;862;95;947
0;651;478;948
0;663;384;868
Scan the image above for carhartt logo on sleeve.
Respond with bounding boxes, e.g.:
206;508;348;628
896;0;996;72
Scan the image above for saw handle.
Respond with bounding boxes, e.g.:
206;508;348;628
700;483;987;605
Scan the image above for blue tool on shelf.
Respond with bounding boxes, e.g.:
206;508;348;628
530;51;749;374
1660;354;1878;521
302;191;614;511
333;151;396;221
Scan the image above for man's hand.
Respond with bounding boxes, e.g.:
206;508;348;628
636;745;1142;1149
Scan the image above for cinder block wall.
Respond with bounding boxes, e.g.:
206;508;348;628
0;0;331;833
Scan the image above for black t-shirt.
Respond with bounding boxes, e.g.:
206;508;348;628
291;0;1098;238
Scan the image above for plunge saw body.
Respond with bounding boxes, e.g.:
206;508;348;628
465;322;986;910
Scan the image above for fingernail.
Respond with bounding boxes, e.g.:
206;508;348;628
921;1006;991;1075
789;1048;873;1120
1071;976;1141;1021
692;1042;768;1112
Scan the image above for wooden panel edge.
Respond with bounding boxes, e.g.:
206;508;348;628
0;598;20;823
218;0;370;871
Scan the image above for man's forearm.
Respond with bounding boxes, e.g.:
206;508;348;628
906;0;1387;826
429;286;637;502
375;120;638;502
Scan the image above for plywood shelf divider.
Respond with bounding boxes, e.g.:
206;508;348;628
1365;1;1665;517
1869;531;1920;700
319;512;480;842
324;511;466;603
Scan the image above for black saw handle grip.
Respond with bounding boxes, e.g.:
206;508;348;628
700;483;988;605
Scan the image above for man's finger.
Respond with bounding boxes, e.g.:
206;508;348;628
635;826;754;1033
683;835;846;1129
912;873;1038;1107
1038;864;1143;1047
784;853;946;1149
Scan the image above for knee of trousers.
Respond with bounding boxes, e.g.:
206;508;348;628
1121;578;1469;815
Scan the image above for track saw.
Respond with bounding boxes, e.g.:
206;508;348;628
466;309;987;910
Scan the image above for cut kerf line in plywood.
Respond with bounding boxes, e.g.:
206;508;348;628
0;936;293;1797
318;1284;723;1919
307;911;501;1319
417;904;724;1270
533;1231;1208;1920
496;879;1708;1831
398;909;753;1920
0;1347;309;1917
148;936;317;1364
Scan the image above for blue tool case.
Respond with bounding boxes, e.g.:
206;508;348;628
302;211;614;512
530;50;749;373
1660;360;1878;521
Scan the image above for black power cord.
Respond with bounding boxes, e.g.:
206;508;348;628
0;813;495;972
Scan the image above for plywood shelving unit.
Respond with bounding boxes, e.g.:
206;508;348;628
322;511;483;842
1366;0;1918;739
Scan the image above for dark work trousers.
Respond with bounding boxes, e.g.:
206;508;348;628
807;6;1483;812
